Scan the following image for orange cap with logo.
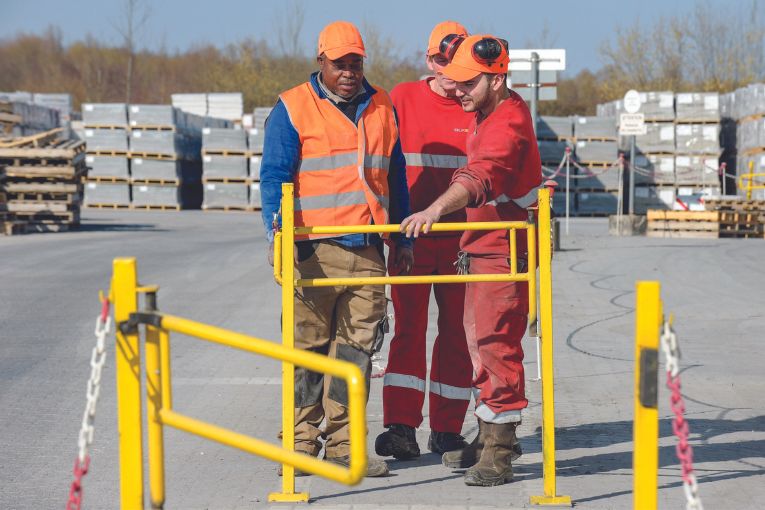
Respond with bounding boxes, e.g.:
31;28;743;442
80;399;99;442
317;21;366;60
427;21;468;56
442;34;510;82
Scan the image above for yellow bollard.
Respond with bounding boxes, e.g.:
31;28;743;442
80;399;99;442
633;282;662;510
144;289;166;510
269;183;309;502
530;189;572;507
113;258;144;510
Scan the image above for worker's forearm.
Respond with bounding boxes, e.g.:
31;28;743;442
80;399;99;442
427;182;471;218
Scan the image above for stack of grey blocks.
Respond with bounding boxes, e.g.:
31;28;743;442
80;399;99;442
572;116;620;216
0;91;70;136
536;116;572;216
82;102;231;209
596;90;724;214
201;105;271;211
721;84;765;199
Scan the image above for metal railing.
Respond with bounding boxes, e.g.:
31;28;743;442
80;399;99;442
739;166;765;200
274;183;571;506
112;258;368;509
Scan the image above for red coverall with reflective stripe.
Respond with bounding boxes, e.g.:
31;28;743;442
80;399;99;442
383;79;474;433
451;90;543;424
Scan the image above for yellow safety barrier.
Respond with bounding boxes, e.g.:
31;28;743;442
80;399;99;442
738;164;765;200
633;281;663;510
112;258;368;509
275;183;571;506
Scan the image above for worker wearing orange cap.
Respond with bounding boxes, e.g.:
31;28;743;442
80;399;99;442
400;34;542;486
260;20;413;478
375;21;475;462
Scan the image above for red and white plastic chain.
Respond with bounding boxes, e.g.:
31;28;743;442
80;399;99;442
660;320;704;510
67;294;112;510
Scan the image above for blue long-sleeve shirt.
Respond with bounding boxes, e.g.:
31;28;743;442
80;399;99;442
260;72;412;248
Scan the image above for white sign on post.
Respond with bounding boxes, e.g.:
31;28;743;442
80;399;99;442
620;113;647;136
623;89;642;114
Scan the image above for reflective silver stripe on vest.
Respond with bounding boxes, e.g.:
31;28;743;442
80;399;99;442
404;152;467;169
298;153;390;173
383;373;426;392
298;152;357;172
429;381;472;400
485;184;544;209
294;190;389;211
474;403;522;424
364;154;391;170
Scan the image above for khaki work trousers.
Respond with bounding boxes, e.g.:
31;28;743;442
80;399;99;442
293;240;386;458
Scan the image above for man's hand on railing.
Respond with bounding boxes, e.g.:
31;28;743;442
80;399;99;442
400;208;441;238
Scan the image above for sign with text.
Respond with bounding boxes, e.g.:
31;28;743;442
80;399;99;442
619;113;647;136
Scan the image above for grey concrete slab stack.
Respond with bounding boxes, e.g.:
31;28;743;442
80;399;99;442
82;103;130;208
201;127;249;210
674;92;721;201
572;116;619;214
127;104;206;210
537;115;573;190
171;93;208;117
207;93;244;123
731;83;765;198
249;107;272;154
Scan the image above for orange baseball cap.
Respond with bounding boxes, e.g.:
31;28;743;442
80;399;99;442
427;21;468;56
442;34;510;82
317;21;366;60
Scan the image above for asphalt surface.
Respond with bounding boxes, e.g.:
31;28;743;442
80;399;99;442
1;210;763;509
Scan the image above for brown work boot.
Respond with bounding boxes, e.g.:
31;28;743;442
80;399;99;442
463;422;517;486
326;454;390;477
442;419;523;469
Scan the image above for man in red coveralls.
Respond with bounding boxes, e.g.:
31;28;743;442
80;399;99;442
374;21;476;462
400;34;542;486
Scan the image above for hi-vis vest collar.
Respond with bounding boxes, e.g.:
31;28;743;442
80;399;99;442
280;79;398;240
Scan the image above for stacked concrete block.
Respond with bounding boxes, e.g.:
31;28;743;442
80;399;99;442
249;107;272;154
675;93;720;122
537;116;572;140
201;127;250;210
675;124;720;154
634;154;675;186
82;103;130;207
572;116;620;206
207;93;244;123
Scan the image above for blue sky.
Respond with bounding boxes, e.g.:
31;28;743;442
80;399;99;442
0;0;745;76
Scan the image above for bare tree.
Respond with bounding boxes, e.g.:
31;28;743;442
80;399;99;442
274;0;305;57
112;0;150;104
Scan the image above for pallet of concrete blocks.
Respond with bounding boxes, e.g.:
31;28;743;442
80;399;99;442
82;103;130;208
207;93;244;124
573;116;620;190
0;98;61;137
202;177;251;211
705;196;765;239
675;93;720;123
536;116;574;190
0;128;86;234
202;128;248;178
633;153;675;186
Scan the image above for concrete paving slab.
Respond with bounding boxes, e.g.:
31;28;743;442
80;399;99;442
0;212;763;509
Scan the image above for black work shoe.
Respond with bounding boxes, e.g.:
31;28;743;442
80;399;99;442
327;454;390;477
428;431;469;454
374;424;420;460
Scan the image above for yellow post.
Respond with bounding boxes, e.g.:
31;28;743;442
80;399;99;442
269;183;309;503
747;161;754;200
530;189;572;507
144;289;165;509
527;217;537;331
113;258;144;510
633;281;662;510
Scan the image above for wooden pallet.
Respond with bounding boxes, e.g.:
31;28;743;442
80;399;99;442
83;203;131;209
130;178;181;185
674;118;721;125
202;177;249;184
128;152;177;161
705;198;765;212
87;150;129;157
130;204;181;211
202;149;248;157
646;210;720;239
574;136;618;142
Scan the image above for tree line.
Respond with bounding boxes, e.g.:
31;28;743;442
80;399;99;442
1;2;762;116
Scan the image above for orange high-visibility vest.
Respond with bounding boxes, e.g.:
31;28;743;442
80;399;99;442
280;82;397;240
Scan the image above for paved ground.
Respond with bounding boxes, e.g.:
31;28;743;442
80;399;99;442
1;210;763;509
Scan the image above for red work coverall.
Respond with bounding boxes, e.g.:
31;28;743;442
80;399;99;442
451;90;543;424
383;78;474;433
